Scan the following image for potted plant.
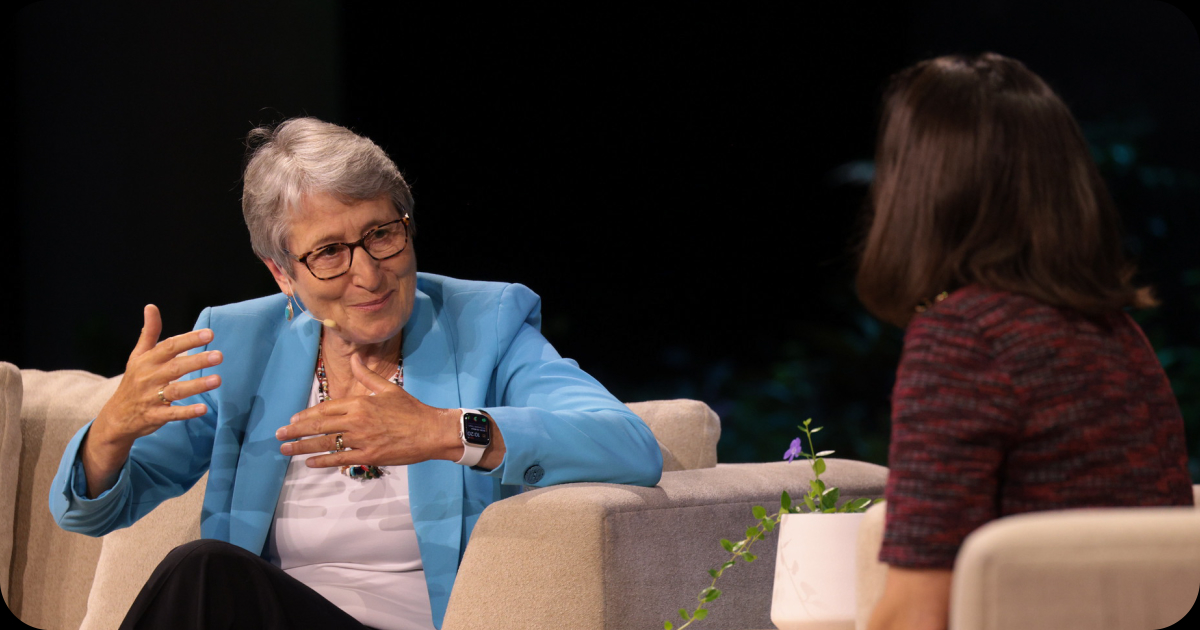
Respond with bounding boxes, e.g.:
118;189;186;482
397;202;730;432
664;419;878;630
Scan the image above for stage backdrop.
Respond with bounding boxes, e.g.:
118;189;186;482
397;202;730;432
10;0;1198;476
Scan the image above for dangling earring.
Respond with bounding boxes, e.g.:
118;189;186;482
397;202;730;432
286;293;295;321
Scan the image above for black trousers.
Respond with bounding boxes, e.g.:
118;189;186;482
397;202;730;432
120;539;373;630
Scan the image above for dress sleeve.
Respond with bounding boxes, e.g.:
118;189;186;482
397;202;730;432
477;284;663;488
878;309;1019;569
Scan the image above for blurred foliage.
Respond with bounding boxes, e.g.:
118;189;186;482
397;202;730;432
618;112;1199;484
618;281;903;470
1086;114;1200;483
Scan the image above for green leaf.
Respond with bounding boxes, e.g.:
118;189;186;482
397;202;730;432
816;450;835;457
811;479;826;495
813;458;826;475
720;539;734;552
752;505;767;519
849;497;873;512
744;553;757;562
762;518;776;532
694;608;709;620
781;491;793;511
803;494;817;511
679;608;689;620
746;526;759;539
708;568;718;578
665;622;673;630
722;560;735;570
823;487;840;508
803;418;812;427
703;588;722;602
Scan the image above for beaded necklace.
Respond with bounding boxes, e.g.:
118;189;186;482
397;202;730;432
316;339;403;481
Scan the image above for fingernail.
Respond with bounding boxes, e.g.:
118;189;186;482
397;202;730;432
194;404;207;415
280;442;292;454
206;375;219;387
209;351;222;365
200;330;213;342
276;427;287;439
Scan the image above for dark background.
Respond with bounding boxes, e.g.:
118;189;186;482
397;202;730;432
9;0;1199;479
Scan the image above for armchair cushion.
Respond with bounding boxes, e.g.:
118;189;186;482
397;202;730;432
79;472;209;630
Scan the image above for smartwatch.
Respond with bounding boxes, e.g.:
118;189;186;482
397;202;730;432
455;408;492;467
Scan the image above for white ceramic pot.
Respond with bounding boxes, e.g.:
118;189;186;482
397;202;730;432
770;512;867;630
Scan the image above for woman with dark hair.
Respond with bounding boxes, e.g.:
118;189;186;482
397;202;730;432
860;53;1193;630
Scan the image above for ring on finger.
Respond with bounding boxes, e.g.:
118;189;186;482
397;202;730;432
332;433;345;454
158;386;172;406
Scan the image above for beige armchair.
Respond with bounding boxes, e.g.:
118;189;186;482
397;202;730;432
1;361;889;629
855;488;1200;630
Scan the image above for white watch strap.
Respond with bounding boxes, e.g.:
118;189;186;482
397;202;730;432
455;408;488;467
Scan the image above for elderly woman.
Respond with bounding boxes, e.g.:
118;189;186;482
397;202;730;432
50;117;663;630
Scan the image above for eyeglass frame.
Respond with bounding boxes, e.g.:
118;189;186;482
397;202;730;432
284;214;411;280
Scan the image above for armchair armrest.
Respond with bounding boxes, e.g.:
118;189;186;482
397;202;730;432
855;491;1200;630
443;459;888;630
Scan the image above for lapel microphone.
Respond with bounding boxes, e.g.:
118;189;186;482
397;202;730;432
290;294;338;329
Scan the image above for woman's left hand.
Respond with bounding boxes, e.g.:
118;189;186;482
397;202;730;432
276;355;462;467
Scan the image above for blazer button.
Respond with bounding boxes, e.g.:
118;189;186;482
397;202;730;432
523;464;545;485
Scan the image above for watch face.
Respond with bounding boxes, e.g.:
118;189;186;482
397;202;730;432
462;412;492;447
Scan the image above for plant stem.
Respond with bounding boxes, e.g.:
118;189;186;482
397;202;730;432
671;509;784;629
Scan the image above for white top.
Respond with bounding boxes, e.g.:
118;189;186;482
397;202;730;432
265;378;435;630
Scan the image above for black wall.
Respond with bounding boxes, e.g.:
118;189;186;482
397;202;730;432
11;0;1199;469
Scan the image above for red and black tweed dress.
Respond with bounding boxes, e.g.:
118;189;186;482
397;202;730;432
878;285;1194;569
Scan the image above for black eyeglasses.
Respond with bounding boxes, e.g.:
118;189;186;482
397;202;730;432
286;215;410;280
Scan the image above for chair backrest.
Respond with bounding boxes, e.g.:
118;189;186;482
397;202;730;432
0;362;22;609
1;363;119;629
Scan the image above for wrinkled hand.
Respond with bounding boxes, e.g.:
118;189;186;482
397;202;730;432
93;304;223;447
276;354;459;468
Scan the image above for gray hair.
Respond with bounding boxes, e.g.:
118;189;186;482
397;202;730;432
241;117;415;274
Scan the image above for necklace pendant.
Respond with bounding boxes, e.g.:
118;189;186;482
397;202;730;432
340;464;387;481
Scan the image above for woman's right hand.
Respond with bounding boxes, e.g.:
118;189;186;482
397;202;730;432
81;305;223;498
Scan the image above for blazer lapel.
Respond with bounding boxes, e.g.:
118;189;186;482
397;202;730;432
221;285;466;620
401;286;466;618
228;313;321;554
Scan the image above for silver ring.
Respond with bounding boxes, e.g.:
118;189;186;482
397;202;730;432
158;387;171;406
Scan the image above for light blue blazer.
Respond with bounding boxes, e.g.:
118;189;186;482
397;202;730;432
50;273;663;628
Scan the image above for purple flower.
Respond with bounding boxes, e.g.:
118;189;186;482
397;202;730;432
783;438;804;462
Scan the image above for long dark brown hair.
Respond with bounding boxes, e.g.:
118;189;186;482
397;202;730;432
856;52;1154;327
